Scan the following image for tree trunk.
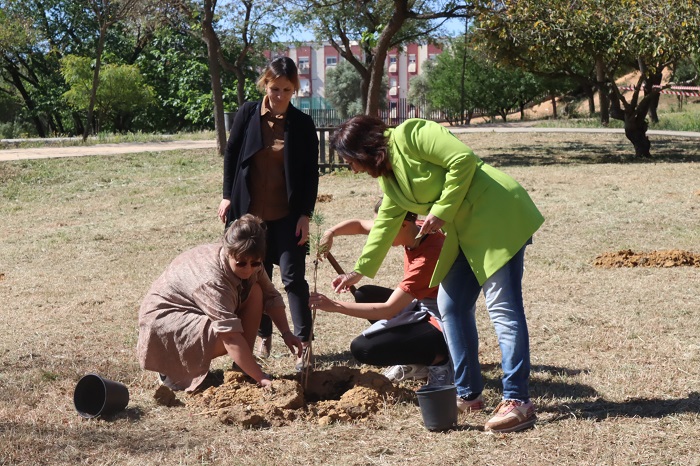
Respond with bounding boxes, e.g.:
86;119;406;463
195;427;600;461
366;54;387;116
365;2;407;116
5;62;46;137
83;25;107;141
203;0;227;156
624;112;651;158
595;58;609;126
551;95;557;119
234;68;246;107
360;78;370;114
645;70;663;124
583;83;596;115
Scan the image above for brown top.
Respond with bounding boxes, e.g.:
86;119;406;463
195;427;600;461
248;96;289;221
136;242;284;391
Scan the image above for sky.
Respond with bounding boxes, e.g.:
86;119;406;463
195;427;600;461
276;18;464;43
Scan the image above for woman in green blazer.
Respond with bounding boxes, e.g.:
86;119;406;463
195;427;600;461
329;115;544;433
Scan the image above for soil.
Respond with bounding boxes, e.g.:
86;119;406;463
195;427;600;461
176;366;415;428
593;249;700;268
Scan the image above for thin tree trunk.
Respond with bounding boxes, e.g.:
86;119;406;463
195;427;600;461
583;83;596;115
645;70;663;124
595;58;609;126
203;0;227;156
234;68;246;107
5;62;46;137
83;25;107;141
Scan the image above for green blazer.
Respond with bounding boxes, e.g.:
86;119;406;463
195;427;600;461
354;119;544;287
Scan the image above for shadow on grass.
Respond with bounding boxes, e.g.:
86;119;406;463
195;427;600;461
542;392;700;422
315;350;357;367
0;419;208;463
481;138;700;167
527;365;700;422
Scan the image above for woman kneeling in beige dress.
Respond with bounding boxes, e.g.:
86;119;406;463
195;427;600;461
137;214;302;391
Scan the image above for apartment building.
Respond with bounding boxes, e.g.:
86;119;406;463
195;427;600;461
265;42;443;112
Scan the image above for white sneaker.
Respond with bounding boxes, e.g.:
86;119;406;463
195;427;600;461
382;364;429;382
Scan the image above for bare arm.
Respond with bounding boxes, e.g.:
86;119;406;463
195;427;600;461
220;332;271;386
309;287;414;321
320;219;375;256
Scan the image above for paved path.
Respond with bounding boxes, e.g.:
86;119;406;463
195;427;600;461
0;140;216;162
2;127;699;162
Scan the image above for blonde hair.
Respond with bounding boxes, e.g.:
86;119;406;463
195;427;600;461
256;56;300;92
223;214;267;260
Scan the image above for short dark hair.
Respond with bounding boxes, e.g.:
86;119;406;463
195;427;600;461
223;214;267;260
331;115;391;178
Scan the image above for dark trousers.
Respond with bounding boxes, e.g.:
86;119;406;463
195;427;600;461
349;285;448;367
257;214;312;341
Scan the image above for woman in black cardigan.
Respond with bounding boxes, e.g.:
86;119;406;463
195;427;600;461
217;57;319;370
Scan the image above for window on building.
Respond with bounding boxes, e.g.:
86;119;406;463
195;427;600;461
326;56;337;66
389;77;398;96
408;54;417;73
298;57;309;72
388;55;397;73
299;78;311;96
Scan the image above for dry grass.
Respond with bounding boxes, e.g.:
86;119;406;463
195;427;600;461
0;132;699;465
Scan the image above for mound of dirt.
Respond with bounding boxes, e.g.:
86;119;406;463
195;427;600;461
185;366;415;428
593;249;700;268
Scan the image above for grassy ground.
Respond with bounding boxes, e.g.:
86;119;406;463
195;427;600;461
0;130;216;149
0;132;699;465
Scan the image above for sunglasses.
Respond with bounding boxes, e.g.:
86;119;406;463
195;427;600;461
235;259;263;268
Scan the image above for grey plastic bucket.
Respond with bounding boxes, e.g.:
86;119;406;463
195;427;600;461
416;384;458;431
73;373;129;418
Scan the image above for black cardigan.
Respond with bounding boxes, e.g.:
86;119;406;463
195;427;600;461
222;101;319;222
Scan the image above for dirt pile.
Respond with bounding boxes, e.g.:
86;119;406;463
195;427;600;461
184;366;415;428
593;249;700;268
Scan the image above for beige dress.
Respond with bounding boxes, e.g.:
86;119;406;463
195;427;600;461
137;243;284;391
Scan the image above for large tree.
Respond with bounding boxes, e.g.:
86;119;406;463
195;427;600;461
324;60;364;119
476;0;700;157
78;0;146;141
61;55;154;133
290;0;474;116
423;38;551;124
0;0;95;137
172;0;280;155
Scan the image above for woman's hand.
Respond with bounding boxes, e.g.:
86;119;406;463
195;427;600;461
259;375;273;389
332;271;363;293
318;229;335;258
296;215;310;245
281;330;303;357
417;213;445;237
217;199;231;224
308;292;338;312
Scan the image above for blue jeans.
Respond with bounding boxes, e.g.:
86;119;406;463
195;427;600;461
437;246;531;401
